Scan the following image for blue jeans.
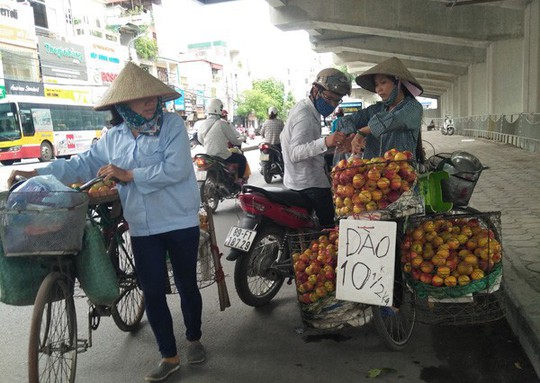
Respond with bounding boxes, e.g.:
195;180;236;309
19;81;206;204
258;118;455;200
131;226;202;358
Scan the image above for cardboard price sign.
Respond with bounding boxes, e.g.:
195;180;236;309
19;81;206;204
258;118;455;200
336;220;397;306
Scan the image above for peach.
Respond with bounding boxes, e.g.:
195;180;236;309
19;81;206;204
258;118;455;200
437;265;451;278
444;275;457;287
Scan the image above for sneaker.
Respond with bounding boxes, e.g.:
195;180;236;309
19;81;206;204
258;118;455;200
187;341;206;364
145;361;180;382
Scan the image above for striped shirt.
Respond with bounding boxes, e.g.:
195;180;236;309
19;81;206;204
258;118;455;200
336;96;422;159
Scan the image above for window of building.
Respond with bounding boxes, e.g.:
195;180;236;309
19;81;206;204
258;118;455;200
1;49;40;82
29;0;48;29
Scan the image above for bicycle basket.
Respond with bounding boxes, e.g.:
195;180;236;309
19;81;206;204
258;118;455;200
167;229;215;292
0;191;89;257
401;211;504;325
288;229;372;330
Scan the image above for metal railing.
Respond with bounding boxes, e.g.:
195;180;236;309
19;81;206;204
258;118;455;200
432;113;540;153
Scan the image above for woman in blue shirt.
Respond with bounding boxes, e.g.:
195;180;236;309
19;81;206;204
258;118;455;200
8;62;205;382
336;57;424;160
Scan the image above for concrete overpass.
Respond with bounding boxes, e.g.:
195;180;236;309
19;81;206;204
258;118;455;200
196;0;540;151
265;0;539;118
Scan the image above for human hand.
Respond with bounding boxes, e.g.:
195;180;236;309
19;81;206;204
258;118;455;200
325;131;346;148
97;164;133;183
7;169;37;188
351;133;365;154
335;133;355;154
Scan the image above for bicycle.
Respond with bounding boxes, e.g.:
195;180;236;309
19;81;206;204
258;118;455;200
0;177;144;383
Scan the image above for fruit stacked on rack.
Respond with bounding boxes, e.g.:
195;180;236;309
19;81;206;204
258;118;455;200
71;179;118;197
331;149;416;217
293;231;339;304
401;217;502;287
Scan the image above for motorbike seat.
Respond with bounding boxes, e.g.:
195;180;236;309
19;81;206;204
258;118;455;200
241;184;312;210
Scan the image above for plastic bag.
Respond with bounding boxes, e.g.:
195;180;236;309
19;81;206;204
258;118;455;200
0;239;52;306
7;175;74;209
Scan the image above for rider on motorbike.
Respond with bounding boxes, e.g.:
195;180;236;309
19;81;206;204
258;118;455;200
197;98;248;181
260;106;284;149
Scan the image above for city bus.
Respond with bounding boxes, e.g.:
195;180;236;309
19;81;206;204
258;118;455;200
0;96;110;165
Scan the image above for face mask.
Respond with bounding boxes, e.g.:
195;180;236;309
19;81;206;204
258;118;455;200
315;96;336;117
383;81;399;107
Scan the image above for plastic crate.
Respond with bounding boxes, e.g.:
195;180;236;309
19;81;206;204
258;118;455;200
0;191;88;257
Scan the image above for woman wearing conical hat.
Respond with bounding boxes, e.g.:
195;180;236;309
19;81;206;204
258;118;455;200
8;62;206;381
336;57;424;160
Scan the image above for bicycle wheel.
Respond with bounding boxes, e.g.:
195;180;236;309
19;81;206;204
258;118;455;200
29;272;77;383
372;278;416;351
109;223;145;332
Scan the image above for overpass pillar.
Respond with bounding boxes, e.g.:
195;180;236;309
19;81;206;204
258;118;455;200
523;0;540;113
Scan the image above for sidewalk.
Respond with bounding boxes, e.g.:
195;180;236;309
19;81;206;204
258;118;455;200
422;131;540;376
244;131;540;375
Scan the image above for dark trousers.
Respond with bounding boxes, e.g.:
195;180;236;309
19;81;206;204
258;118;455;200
131;226;201;358
224;152;247;179
296;187;335;228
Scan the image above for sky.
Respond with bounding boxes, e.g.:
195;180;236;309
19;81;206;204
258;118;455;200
159;0;326;79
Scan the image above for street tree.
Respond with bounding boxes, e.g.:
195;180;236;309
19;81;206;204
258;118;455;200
236;79;296;122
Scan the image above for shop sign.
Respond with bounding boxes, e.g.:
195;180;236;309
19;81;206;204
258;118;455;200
44;86;90;104
0;1;36;48
0;85;5;99
38;36;88;81
336;219;397;306
5;79;44;96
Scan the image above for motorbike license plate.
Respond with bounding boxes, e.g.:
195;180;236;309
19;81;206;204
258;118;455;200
224;226;257;251
259;153;270;161
195;169;207;181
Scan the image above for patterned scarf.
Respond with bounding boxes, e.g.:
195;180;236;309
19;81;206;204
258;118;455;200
115;97;164;136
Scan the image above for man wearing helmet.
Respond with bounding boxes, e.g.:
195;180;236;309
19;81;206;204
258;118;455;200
260;106;284;146
336;57;424;161
198;98;247;180
280;68;351;227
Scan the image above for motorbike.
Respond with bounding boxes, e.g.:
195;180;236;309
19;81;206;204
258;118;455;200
441;118;455;136
224;184;318;307
258;143;284;184
189;131;201;149
193;153;243;213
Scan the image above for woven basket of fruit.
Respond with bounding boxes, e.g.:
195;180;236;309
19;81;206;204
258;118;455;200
331;149;424;220
289;228;371;329
400;210;505;325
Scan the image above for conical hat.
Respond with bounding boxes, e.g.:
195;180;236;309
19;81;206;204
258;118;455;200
355;57;423;96
94;61;180;111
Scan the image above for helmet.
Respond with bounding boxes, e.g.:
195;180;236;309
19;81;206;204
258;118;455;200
206;98;223;116
313;68;351;96
221;109;228;118
268;106;278;115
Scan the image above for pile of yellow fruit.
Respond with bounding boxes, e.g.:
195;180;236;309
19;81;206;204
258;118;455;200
293;230;339;304
331;148;416;217
401;216;502;288
70;179;118;198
